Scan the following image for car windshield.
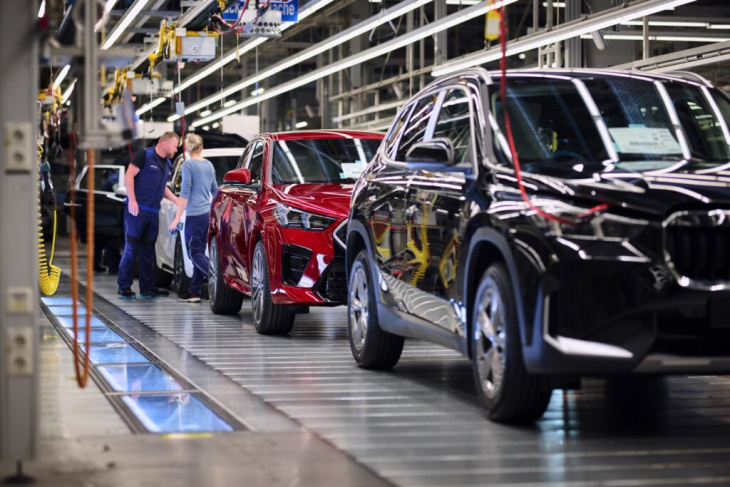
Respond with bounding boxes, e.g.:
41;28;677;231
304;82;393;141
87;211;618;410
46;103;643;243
271;138;381;184
492;75;730;175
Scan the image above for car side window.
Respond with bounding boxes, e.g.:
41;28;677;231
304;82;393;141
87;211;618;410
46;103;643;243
81;167;119;192
384;104;414;159
432;88;472;164
237;144;254;169
246;142;265;185
172;161;184;195
395;92;441;161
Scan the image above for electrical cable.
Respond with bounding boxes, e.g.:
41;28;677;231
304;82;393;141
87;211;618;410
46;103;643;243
68;131;93;388
497;4;609;225
37;142;61;296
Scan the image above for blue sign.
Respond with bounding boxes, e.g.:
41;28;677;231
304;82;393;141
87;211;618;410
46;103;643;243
222;0;298;23
270;0;298;23
221;0;244;22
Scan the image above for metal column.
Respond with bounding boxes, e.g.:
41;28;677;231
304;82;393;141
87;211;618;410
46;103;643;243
0;0;40;464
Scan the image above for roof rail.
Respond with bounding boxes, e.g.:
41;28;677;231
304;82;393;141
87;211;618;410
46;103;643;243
663;70;713;87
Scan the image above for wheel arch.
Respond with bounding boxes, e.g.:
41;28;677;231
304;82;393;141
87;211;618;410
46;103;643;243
464;227;528;359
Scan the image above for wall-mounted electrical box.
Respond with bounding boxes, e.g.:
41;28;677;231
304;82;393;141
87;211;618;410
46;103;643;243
165;29;217;63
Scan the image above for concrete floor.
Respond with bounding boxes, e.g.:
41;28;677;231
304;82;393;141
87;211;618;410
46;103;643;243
4;243;730;485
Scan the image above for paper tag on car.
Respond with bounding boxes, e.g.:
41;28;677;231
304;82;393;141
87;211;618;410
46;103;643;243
609;128;682;154
341;162;367;179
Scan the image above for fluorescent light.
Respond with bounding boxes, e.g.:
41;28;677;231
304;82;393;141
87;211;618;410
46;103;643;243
61;79;76;104
709;24;730;30
101;0;149;50
52;64;70;89
181;0;433;117
446;0;480;4
250;88;265;97
169;0;336;101
432;0;699;77
580;33;730;42
166;114;178;122
192;0;517;128
200;109;212;117
136;96;166;116
212;122;220;129
542;1;565;6
295;121;308;129
224;100;237;107
623;20;708;28
38;0;45;17
202;126;210;131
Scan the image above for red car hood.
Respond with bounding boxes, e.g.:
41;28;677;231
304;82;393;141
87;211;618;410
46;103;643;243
269;183;355;219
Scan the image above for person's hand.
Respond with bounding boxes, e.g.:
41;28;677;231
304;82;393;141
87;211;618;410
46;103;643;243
128;200;139;216
169;217;180;232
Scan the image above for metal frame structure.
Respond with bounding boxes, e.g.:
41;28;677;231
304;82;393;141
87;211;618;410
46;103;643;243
0;0;39;465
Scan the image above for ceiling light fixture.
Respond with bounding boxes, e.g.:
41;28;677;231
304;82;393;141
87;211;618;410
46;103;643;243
61;79;77;104
180;0;433;118
431;0;698;77
192;0;518;128
580;33;730;42
200;109;212;117
101;0;150;50
295;121;308;129
52;64;70;89
135;96;165;116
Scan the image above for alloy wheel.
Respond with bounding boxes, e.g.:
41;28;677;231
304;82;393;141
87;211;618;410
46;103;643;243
474;282;507;400
349;264;369;352
251;248;264;324
209;241;218;303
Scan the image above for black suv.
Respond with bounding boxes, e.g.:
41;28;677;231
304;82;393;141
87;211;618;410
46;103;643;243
346;68;730;423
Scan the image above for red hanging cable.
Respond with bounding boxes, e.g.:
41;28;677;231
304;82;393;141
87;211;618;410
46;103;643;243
498;5;609;225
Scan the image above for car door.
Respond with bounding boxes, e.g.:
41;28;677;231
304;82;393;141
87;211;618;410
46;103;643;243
93;166;126;244
368;93;441;316
405;87;475;335
156;155;184;270
225;141;263;289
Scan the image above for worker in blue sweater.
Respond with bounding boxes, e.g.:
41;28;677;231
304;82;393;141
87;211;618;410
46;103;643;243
169;133;218;303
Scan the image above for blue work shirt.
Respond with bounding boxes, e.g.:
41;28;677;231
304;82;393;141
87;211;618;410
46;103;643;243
130;147;172;213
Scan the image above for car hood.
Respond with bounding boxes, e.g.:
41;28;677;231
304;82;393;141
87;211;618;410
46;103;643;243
269;183;355;219
528;169;730;217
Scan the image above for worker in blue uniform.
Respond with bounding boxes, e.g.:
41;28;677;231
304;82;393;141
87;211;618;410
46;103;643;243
117;132;180;299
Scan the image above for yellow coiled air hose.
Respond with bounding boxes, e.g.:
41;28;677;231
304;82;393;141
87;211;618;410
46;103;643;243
37;142;61;295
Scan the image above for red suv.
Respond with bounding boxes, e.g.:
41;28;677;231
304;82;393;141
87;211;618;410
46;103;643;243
208;131;383;334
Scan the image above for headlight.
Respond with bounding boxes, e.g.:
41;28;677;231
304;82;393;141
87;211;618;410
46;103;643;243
558;213;649;240
273;203;336;231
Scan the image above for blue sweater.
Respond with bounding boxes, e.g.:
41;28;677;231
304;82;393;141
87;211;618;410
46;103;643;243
179;159;218;217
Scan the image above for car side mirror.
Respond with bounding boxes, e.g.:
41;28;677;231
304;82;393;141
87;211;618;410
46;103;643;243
405;138;456;171
223;168;252;185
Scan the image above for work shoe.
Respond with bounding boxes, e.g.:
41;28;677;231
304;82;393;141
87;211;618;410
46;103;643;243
178;292;201;303
140;289;169;298
118;288;136;300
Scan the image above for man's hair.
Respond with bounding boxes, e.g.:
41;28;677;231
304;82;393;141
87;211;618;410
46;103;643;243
159;131;179;143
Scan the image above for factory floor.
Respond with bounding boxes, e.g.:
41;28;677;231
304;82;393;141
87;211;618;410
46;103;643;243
3;241;730;486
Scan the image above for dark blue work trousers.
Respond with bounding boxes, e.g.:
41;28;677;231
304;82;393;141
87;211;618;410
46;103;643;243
184;213;209;295
117;209;159;292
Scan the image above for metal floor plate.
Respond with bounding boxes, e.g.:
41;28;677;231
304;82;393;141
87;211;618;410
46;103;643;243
76;268;730;486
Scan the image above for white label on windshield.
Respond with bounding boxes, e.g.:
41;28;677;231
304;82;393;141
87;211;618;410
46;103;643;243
609;128;682;154
340;162;367;179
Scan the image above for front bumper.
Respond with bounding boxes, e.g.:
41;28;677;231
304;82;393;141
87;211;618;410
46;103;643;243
269;221;347;306
522;263;730;376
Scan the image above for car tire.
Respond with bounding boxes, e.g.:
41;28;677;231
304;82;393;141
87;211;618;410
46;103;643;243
347;249;404;369
208;237;243;315
251;240;294;335
154;258;173;288
470;262;552;423
174;236;190;295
